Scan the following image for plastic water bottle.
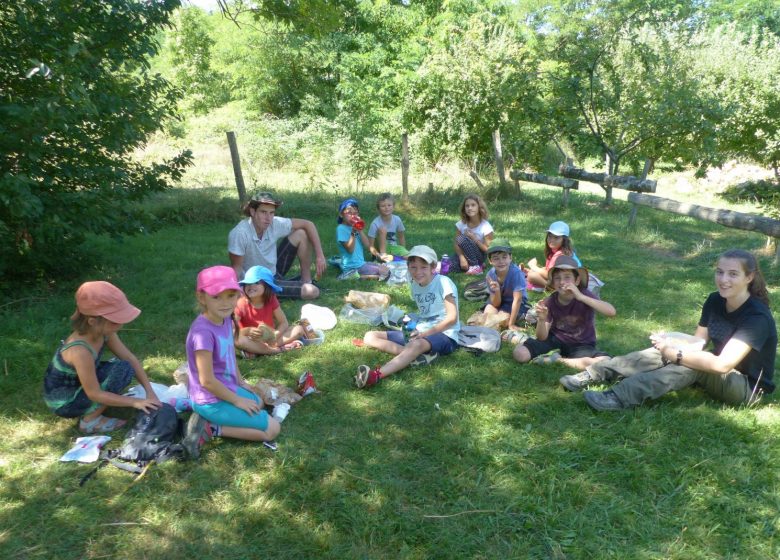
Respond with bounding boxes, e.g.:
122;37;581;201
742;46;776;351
440;254;451;275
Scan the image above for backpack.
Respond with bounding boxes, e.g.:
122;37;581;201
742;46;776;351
80;403;185;484
464;279;490;302
457;325;501;354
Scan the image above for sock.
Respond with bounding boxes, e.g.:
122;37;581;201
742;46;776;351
211;424;222;437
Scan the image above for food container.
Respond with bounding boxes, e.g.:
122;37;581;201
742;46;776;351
656;331;706;351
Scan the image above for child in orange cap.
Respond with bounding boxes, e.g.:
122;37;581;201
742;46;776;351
43;281;161;433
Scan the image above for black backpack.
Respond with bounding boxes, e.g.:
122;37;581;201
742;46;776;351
80;403;186;484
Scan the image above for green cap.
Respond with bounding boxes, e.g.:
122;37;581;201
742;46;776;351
487;238;512;256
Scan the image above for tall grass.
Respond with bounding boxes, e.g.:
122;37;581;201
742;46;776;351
1;180;778;559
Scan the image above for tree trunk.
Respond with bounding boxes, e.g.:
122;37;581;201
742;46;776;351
558;165;657;192
469;170;484;190
226;131;247;208
492;129;506;189
401;133;409;204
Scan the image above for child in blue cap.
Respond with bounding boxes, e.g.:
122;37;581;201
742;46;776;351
336;198;390;280
234;265;307;357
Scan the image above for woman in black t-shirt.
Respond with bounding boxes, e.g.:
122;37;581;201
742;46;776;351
559;249;776;410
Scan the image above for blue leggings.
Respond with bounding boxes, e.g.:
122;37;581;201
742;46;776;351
193;387;269;432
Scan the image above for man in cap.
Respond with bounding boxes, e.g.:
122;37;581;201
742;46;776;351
228;191;326;299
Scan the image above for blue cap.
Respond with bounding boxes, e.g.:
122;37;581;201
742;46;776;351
337;198;359;223
239;266;282;293
547;221;570;237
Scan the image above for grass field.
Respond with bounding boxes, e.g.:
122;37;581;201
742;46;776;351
1;176;779;559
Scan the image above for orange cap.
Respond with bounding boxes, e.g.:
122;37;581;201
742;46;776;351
75;281;141;324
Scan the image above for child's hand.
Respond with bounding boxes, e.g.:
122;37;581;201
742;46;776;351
133;398;162;414
235;396;263;416
535;301;549;321
487;278;500;292
560;282;582;299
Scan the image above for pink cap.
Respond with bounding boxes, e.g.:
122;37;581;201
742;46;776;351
197;266;241;296
75;281;141;324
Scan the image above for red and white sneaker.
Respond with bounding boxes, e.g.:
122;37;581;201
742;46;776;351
354;365;383;389
296;371;318;396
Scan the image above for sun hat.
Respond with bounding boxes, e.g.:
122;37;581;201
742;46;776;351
300;304;338;330
239;265;282;293
197;266;241;296
75;281;140;324
547;221;570;237
547;254;589;288
406;245;438;264
487;238;513;256
250;191;282;207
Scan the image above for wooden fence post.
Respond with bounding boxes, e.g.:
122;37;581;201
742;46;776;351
226;131;247;207
604;152;613;205
401;133;410;204
492;129;506;189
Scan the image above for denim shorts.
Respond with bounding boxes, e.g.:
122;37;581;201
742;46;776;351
386;330;459;355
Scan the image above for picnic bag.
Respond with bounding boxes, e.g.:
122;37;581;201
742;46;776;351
458;325;501;353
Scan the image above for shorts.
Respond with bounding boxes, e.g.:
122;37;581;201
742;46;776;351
482;299;531;317
193;386;270;432
386;330;459;355
522;334;609;360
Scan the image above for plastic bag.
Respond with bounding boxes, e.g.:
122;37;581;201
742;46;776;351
344;290;391;309
385;261;409;285
382;305;406;328
466;310;510;331
340;303;385;325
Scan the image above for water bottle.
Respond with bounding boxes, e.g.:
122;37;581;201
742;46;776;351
440;254;451;275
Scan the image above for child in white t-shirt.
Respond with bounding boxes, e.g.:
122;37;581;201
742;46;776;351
453;194;494;275
367;192;407;261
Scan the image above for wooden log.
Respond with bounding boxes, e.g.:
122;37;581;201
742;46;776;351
401;133;410;204
469;170;484;190
627;193;780;237
226;131;247;206
492;129;506;189
510;170;579;190
559;165;656;193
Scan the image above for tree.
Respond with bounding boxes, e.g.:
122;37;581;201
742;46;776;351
0;0;191;280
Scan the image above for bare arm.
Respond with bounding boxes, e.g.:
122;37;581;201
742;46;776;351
229;252;245;279
507;291;523;329
414;295;458;338
397;230;406;247
566;285;616;317
534;300;551;340
291;218;326;276
194;350;262;414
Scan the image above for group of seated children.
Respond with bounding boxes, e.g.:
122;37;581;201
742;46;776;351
42;190;776;458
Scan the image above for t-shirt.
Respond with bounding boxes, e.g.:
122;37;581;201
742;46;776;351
234;295;280;329
186;315;240;405
699;292;776;392
411;273;460;341
543;288;599;346
337;223;365;272
227;216;293;279
368;215;405;245
487;263;528;312
455;219;494;244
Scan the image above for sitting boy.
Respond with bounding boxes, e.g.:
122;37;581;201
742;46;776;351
512;255;616;369
355;245;460;389
484;238;529;332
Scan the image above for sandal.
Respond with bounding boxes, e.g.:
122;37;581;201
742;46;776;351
501;330;529;345
79;415;127;434
281;340;304;351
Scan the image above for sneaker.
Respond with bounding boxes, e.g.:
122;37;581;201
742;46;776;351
410;352;439;367
559;369;598;392
355;365;383;389
466;265;483;275
296;371;318;396
583;389;626;411
531;351;561;365
183;413;212;459
338;269;360;280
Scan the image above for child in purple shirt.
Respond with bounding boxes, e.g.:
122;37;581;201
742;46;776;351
513;255;616;369
182;266;281;458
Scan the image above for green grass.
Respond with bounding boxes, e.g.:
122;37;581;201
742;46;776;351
2;181;780;559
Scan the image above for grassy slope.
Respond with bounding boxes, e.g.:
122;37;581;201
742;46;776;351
1;179;779;559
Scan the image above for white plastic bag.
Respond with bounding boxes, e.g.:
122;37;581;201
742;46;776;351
339;303;385;325
385;261;409;285
300;304;338;330
60;436;111;463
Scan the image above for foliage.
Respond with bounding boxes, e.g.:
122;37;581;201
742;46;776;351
719;179;780;219
0;0;192;281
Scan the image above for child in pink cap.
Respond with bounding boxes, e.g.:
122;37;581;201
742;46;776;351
182;266;281;458
43;281;162;433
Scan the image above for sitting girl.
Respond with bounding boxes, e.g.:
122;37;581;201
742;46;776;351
183;266;280;458
524;220;580;290
43;281;161;433
367;192;408;260
452;194;494;274
562;249;776;411
234;265;307;357
336;197;390;280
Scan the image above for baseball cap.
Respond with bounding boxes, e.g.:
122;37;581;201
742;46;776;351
75;281;141;324
548;254;589;288
250;191;282;207
547;221;570;237
197;266;241;296
239;265;282;293
487;238;512;256
406;245;437;264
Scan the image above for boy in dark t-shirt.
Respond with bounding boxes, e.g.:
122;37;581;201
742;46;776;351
513;255;616;369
